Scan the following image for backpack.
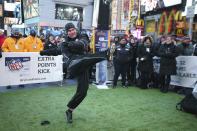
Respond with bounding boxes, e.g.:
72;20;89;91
176;93;197;115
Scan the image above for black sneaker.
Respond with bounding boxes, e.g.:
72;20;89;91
65;110;72;123
6;86;11;89
18;85;25;88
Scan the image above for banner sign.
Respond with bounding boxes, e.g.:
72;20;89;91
153;56;160;73
95;30;109;85
0;52;63;86
152;56;197;88
170;56;197;88
95;30;109;52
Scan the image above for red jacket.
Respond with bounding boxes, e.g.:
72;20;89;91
0;35;6;48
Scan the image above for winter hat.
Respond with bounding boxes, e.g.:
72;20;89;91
119;36;127;44
30;29;36;35
65;23;76;32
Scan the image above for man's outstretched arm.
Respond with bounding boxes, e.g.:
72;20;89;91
40;48;62;56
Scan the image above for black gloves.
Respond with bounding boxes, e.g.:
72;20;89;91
40;50;46;56
68;41;84;49
40;49;61;56
67;41;85;53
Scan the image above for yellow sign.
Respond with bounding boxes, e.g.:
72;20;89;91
146;20;155;33
176;29;184;36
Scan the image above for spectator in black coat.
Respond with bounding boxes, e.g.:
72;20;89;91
137;35;154;89
126;37;138;86
177;36;194;56
151;35;166;88
158;35;179;93
113;37;133;88
44;35;58;50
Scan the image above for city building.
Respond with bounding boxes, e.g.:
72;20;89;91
1;0;23;35
23;0;94;35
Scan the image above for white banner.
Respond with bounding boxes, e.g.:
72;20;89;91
170;56;197;88
96;60;108;85
0;52;63;86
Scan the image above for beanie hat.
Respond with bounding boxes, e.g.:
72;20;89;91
65;23;75;32
119;36;127;44
30;29;36;34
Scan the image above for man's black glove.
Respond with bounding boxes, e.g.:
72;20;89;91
68;41;85;53
40;48;61;56
68;41;84;49
40;50;46;56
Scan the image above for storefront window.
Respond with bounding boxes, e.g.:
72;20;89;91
55;4;83;21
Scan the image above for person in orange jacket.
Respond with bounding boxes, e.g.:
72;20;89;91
1;29;26;89
24;29;43;52
1;29;26;52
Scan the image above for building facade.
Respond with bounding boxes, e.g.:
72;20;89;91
24;0;94;35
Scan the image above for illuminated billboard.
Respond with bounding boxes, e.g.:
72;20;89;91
141;0;182;12
23;0;39;19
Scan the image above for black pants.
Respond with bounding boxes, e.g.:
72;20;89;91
68;53;106;77
127;61;137;84
140;72;151;89
160;74;171;90
113;63;129;86
152;73;161;88
67;70;89;109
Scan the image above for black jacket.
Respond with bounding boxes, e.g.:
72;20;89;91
114;45;133;64
40;33;89;68
41;33;88;56
158;43;179;75
40;33;107;77
129;43;138;63
177;43;194;56
137;44;154;73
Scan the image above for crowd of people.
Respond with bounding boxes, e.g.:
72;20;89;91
0;27;197;93
1;24;197;123
109;34;197;93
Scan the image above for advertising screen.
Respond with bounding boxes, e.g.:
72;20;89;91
23;0;39;19
55;4;83;21
141;0;182;12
